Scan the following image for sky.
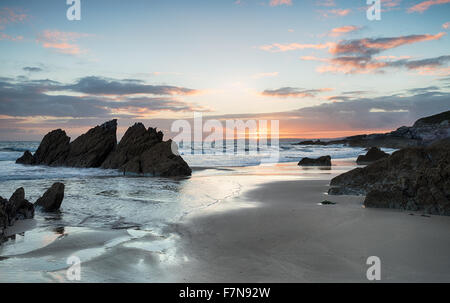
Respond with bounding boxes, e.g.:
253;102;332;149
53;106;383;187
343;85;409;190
0;0;449;140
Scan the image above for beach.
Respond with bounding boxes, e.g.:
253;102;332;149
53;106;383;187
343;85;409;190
2;160;450;282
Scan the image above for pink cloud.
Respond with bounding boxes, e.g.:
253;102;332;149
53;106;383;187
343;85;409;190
443;22;450;29
269;0;292;6
36;30;92;55
260;42;335;52
407;0;450;13
329;25;361;37
0;7;27;42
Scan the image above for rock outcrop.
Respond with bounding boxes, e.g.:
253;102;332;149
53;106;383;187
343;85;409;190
329;139;450;215
356;147;389;164
0;184;65;244
295;110;450;149
35;183;65;212
101;123;163;170
139;140;192;177
16;120;192;177
298;156;331;166
65;120;117;168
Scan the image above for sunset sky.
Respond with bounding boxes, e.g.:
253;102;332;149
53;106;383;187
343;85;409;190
1;0;449;140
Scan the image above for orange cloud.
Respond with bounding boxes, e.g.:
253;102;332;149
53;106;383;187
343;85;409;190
329;25;361;37
269;0;292;6
408;0;450;13
321;8;351;17
260;42;335;52
36;30;92;55
329;32;446;55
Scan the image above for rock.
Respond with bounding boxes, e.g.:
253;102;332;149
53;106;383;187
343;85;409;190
139;140;192;177
298;156;331;166
6;187;34;224
33;129;71;166
35;183;65;212
102;123;163;170
356;147;389;164
329;138;450;215
294;110;450;149
16;150;35;165
14;119;192;177
65;120;117;167
320;200;336;205
0;197;7;230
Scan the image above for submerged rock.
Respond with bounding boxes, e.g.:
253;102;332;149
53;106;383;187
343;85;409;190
298;156;331;166
356;147;389;164
35;183;65;212
329;138;450;215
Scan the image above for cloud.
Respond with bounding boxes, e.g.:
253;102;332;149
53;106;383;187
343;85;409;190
261;87;332;98
260;42;334;52
36;30;92;55
0;77;207;119
329;25;361;37
320;8;352;18
0;7;27;41
329;33;445;55
298;32;448;74
269;0;292;6
61;76;199;96
443;22;450;29
23;66;43;73
407;0;450;13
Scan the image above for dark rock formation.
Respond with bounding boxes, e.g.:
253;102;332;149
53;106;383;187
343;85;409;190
16;150;35;165
35;183;65;212
298;156;331;166
102;122;163;170
329;138;450;215
356;147;389;164
15;120;192;177
0;197;7;241
4;188;34;226
140;140;192;177
295;110;450;149
65;120;117;167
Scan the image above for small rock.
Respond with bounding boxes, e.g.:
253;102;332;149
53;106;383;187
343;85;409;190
35;183;65;212
356;147;389;164
298;156;331;166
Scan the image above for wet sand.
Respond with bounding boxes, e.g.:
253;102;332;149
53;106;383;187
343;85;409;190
172;179;450;282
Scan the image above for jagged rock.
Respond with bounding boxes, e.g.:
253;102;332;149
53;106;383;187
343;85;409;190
139;140;192;177
16;150;35;165
102;123;163;169
65;120;117;167
298;156;331;166
34;129;70;166
356;147;389;164
329;138;450;215
35;183;65;212
6;188;34;224
14;119;192;177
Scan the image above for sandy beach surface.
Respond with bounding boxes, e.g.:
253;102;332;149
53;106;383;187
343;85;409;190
1;162;450;282
170;178;450;282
